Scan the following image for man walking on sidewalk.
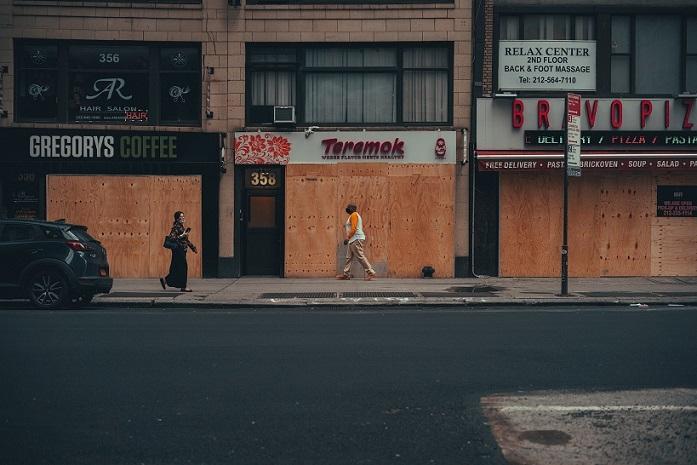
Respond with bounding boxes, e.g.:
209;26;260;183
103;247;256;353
337;203;376;281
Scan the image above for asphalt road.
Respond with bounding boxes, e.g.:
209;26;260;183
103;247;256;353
1;306;697;465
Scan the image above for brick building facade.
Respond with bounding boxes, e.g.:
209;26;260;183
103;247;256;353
0;0;475;278
472;0;697;277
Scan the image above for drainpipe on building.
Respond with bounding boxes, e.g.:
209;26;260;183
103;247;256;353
469;0;490;278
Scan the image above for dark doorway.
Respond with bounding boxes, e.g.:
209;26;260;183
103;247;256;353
241;166;284;276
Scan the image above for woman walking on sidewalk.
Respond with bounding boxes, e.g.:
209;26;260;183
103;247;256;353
160;211;197;292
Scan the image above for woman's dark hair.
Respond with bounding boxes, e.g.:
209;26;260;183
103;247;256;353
345;204;357;214
174;211;184;222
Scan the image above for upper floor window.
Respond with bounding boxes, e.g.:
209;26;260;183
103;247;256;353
247;44;451;126
612;16;697;95
15;41;201;126
500;15;595;40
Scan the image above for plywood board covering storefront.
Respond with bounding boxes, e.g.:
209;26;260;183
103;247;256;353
499;173;653;277
47;175;201;278
500;172;697;277
285;164;455;278
651;174;697;276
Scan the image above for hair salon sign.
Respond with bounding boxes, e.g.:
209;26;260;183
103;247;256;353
234;131;457;165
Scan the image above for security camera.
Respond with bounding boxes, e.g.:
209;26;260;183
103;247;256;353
304;126;320;138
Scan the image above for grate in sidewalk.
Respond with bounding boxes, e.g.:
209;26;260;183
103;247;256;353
260;292;337;299
341;292;418;298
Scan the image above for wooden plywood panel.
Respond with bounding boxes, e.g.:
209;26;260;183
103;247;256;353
596;175;652;276
499;173;562;277
149;176;202;279
285;165;338;277
651;173;697;276
48;175;148;278
47;175;201;279
651;219;697;276
654;174;697;185
284;163;456;278
387;165;455;278
91;176;151;278
567;176;602;277
499;173;653;277
47;176;98;227
388;164;453;178
338;165;390;276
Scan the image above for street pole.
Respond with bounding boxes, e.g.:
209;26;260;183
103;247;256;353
562;93;582;297
561;155;569;296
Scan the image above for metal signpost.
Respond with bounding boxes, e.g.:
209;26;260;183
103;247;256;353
562;93;582;296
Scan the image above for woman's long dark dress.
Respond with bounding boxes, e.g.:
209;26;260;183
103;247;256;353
165;223;192;289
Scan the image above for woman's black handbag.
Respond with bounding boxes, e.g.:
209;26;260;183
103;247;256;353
163;236;178;250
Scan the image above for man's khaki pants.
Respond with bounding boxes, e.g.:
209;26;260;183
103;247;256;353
343;239;375;277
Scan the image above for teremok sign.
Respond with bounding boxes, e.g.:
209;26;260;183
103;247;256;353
234;131;457;165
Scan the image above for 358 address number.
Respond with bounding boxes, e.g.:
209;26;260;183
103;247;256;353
249;172;277;187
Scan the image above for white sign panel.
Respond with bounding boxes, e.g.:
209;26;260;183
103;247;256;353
498;40;596;91
234;131;457;165
566;93;582;176
476;98;697;150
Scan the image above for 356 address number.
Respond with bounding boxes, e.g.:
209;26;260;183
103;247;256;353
99;53;120;63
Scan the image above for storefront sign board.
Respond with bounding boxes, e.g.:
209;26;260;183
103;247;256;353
498;40;596;91
478;156;697;172
524;130;697;148
234;131;457;165
0;128;220;164
656;186;697;217
477;98;697;150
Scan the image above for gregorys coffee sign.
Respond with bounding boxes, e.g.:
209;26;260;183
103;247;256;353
29;135;177;159
0;129;219;164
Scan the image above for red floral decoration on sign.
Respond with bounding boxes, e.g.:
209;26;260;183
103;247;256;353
235;134;292;165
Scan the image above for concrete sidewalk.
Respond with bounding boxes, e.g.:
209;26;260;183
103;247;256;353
94;276;697;308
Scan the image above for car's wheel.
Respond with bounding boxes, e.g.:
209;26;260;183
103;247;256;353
28;270;69;309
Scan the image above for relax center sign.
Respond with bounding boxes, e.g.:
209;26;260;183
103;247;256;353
498;40;596;91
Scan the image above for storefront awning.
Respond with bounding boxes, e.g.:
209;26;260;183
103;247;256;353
476;150;697;171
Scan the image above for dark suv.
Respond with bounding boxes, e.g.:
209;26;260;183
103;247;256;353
0;219;112;308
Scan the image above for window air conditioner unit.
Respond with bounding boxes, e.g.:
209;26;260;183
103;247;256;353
273;106;296;125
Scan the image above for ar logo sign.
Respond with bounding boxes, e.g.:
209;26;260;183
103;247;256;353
86;78;133;101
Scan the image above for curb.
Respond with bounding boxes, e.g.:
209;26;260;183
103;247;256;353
91;298;697;310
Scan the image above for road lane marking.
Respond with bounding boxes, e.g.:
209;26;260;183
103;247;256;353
499;405;697;413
